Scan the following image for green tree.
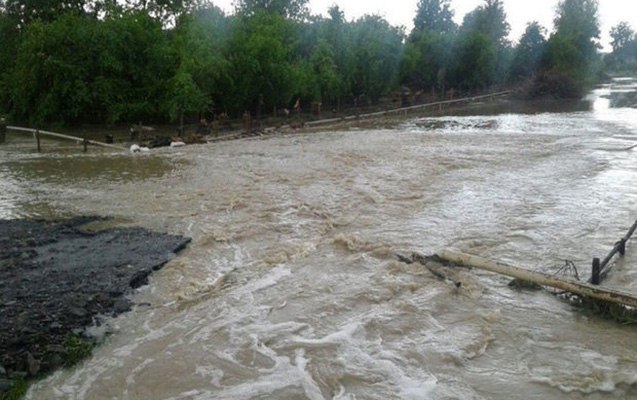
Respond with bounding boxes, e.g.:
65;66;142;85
606;22;637;72
553;0;599;43
168;69;210;129
461;0;510;46
85;0;122;18
323;5;355;107
169;5;231;117
309;39;342;105
3;0;87;25
610;22;634;52
97;11;176;122
449;33;496;90
402;0;456;92
327;4;344;24
449;0;510;90
226;11;298;115
510;21;547;80
7;11;175;124
120;0;195;22
401;31;453;92
542;0;600;90
412;0;455;36
234;0;308;20
8;14;97;124
349;15;404;102
0;9;19;115
294;5;355;111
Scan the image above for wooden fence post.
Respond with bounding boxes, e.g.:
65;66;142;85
0;118;6;143
591;258;601;285
435;250;637;308
35;129;41;152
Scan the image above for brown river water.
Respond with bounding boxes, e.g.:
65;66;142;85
2;80;637;399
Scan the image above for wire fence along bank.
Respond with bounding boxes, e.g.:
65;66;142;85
6;126;127;152
304;91;512;128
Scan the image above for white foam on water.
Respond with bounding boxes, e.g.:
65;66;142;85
32;356;124;400
233;265;293;296
530;351;637;394
190;346;324;400
195;366;224;387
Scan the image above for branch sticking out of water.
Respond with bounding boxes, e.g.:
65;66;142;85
399;250;637;324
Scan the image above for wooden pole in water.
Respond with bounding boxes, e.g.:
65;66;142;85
0;118;6;143
591;258;601;285
589;218;637;284
435;250;637;309
35;129;41;152
619;239;626;256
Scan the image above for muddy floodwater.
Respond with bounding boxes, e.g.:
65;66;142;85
2;80;637;399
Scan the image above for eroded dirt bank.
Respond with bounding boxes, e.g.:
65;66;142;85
0;217;190;390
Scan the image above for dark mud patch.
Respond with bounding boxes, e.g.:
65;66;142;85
0;216;190;390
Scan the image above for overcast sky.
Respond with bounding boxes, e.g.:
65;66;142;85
213;0;637;51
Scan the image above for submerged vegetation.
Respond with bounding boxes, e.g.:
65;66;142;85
0;0;634;126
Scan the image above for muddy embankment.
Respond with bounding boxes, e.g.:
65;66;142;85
0;217;190;394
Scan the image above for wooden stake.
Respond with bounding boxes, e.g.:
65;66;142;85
435;250;637;309
590;218;637;284
0;119;6;143
592;258;601;285
36;129;41;152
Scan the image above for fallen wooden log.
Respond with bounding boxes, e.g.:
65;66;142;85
435;250;637;309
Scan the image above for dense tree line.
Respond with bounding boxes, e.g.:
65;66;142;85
605;21;637;73
0;0;620;126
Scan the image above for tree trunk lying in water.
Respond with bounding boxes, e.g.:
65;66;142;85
434;250;637;309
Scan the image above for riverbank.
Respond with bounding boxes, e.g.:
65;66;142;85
0;217;190;397
6;87;593;152
1;90;515;149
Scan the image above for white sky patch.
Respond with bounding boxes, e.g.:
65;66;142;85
211;0;637;51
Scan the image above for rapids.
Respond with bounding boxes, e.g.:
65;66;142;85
1;79;636;399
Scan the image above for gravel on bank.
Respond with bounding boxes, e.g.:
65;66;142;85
0;216;190;389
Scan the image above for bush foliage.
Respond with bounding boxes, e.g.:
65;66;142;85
0;0;624;126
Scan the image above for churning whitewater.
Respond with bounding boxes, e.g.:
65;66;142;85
1;81;636;399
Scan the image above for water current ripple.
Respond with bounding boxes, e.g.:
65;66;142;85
2;79;634;399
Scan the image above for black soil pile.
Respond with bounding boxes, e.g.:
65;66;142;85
0;216;190;386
